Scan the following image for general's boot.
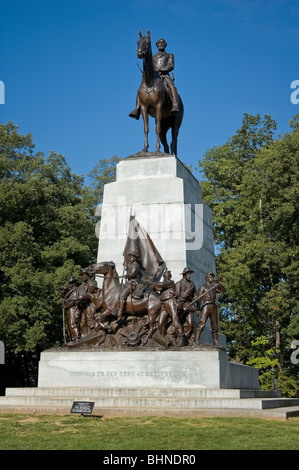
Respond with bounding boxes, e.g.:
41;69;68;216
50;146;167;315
129;108;141;120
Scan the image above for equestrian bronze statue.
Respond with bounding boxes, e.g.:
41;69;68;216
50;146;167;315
129;30;184;157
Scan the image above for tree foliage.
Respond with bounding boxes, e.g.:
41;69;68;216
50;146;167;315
0;122;97;388
88;155;122;204
199;113;299;394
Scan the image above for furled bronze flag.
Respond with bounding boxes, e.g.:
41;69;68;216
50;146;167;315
123;215;166;282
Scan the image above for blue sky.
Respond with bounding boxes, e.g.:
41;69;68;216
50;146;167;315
1;0;298;180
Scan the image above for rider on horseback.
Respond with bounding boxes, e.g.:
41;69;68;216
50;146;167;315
129;37;180;120
118;253;143;318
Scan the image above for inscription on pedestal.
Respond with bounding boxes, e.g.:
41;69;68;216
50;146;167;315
69;369;185;379
38;350;260;389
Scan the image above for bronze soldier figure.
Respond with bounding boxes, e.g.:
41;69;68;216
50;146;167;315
80;279;102;334
153;38;180;114
61;276;80;341
194;273;225;348
77;268;90;297
152;270;185;346
176;267;197;339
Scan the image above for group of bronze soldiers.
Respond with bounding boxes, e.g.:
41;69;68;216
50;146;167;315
61;268;102;342
61;254;225;348
150;267;225;348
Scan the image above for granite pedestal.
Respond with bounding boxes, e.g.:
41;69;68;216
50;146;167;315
37;349;259;390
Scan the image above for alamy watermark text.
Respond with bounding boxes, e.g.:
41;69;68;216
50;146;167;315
0;81;4;104
291;340;299;365
290;80;299;104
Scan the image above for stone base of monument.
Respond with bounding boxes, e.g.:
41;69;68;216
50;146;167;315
36;349;257;389
1;349;299;419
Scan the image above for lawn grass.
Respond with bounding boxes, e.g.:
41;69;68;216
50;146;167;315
0;414;299;450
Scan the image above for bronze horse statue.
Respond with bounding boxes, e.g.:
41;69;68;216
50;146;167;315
131;30;184;156
88;261;162;343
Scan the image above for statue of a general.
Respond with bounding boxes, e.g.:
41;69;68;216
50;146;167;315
129;30;184;156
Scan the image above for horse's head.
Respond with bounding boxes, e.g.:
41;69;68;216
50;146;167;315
88;261;116;276
137;29;151;59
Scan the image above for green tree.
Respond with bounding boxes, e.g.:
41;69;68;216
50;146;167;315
88;155;122;204
0;121;97;389
199;114;299;395
200;113;277;248
87;155;122;239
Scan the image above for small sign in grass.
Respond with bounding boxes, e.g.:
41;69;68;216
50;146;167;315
70;401;95;415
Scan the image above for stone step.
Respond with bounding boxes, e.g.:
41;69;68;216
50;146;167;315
0;402;299;420
1;393;298;411
1;386;298;420
4;387;282;399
